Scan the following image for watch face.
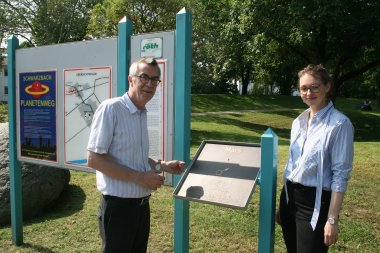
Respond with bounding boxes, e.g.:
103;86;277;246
328;218;336;224
155;160;161;170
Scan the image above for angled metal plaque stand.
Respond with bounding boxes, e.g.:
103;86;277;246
174;140;261;209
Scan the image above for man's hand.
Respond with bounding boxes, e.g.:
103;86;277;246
136;170;165;190
161;160;185;174
275;209;281;226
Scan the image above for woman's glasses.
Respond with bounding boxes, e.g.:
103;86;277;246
299;84;321;94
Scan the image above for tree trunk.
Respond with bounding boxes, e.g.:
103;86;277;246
241;67;250;95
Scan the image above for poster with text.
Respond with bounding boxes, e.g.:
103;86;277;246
146;60;167;160
64;66;112;166
19;70;57;162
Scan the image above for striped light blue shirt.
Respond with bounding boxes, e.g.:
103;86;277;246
87;93;152;198
284;101;354;229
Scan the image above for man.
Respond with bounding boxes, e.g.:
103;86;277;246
87;57;185;253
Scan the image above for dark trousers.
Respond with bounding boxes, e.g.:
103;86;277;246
98;195;151;253
279;182;331;253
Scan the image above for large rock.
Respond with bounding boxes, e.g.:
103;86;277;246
0;123;70;224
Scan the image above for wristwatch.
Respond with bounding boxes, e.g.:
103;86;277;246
327;217;338;225
155;159;163;171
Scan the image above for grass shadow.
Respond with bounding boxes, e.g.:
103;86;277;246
16;242;57;253
270;110;302;119
345;110;380;142
24;184;86;224
191;129;290;147
191;94;308;113
192;114;291;146
191;107;380;145
273;108;380;142
191;129;261;146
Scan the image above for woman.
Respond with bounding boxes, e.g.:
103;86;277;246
277;64;354;253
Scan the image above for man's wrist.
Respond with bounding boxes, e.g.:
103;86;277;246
155;159;161;170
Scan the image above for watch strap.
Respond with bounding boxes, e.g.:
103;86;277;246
327;217;338;225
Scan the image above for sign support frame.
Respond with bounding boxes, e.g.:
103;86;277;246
173;7;192;253
117;17;133;95
258;128;278;253
8;35;23;245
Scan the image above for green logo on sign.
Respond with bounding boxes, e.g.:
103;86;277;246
143;43;159;50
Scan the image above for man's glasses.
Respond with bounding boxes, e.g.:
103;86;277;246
134;74;161;86
299;84;321;94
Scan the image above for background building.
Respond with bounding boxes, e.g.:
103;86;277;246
0;49;8;103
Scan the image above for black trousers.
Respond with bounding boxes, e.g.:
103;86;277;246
98;195;151;253
279;182;331;253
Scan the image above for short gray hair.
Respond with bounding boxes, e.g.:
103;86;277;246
129;57;161;77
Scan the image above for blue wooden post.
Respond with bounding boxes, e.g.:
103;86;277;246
7;36;23;245
258;128;278;253
174;7;192;253
117;17;133;95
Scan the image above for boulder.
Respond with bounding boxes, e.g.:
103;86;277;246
0;122;70;224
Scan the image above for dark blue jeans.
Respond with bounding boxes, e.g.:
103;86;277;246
279;182;331;253
98;195;151;253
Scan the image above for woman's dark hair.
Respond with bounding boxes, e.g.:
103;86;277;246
298;64;333;86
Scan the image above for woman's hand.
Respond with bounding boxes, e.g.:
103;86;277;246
324;222;339;246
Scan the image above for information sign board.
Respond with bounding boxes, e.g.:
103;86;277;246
18;70;57;162
174;140;261;209
132;31;175;185
15;38;117;171
15;34;175;176
64;66;112;166
146;60;167;159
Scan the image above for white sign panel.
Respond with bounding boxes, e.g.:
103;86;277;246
15;38;117;171
132;31;175;185
146;60;167;160
64;66;112;167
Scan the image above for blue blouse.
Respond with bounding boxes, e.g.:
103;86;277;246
284;101;354;229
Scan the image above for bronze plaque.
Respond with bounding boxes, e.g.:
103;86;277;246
174;140;261;209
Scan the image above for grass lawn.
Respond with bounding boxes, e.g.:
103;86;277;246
0;103;7;123
0;95;379;252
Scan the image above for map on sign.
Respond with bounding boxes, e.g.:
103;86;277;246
64;66;112;166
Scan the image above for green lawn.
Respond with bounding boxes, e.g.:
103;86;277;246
0;103;7;123
0;95;379;252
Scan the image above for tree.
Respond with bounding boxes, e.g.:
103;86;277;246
184;0;301;95
185;0;241;94
0;0;35;45
239;0;380;99
86;0;185;38
32;0;102;45
0;0;100;46
219;0;255;95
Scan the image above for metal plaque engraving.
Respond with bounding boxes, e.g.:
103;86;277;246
174;140;261;209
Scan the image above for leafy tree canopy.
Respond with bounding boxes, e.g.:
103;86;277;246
238;0;380;97
86;0;185;37
1;0;379;98
0;0;101;45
